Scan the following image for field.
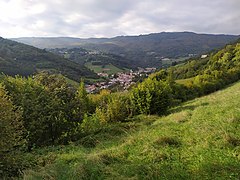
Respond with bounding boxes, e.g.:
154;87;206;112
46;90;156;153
22;81;240;179
175;77;195;85
162;57;189;68
85;62;126;75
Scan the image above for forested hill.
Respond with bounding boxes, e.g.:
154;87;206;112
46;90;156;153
12;32;239;68
0;37;98;81
168;38;240;81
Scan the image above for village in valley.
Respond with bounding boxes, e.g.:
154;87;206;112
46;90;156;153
85;67;157;93
85;53;209;93
49;48;206;94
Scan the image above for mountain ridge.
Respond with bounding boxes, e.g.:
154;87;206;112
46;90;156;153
11;32;239;67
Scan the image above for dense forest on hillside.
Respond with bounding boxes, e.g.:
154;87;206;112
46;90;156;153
1;40;240;178
0;37;98;81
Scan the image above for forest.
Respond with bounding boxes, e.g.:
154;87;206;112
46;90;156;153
1;40;240;178
0;38;98;81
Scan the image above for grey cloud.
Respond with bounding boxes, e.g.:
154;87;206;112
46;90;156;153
1;0;239;38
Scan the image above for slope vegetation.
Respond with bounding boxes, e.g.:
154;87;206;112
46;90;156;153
23;81;240;179
0;37;98;81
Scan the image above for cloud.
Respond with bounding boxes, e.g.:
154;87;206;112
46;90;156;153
0;0;239;38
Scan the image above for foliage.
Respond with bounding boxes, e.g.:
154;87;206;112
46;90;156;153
1;73;83;148
90;91;132;123
131;78;172;115
0;37;98;81
81;113;102;133
22;81;240;179
166;42;240;101
76;80;92;115
0;84;26;177
99;93;132;122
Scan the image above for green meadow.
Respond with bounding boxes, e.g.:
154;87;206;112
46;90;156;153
85;62;126;75
23;81;240;179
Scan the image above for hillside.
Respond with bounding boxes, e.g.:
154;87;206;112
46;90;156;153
0;37;98;81
48;47;134;70
2;36;240;179
12;32;239;68
169;38;240;81
22;81;240;179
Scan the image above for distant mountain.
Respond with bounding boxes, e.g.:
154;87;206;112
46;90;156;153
12;32;239;68
0;37;98;81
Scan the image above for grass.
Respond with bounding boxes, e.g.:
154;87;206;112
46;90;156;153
162;57;189;68
84;77;106;83
176;77;194;85
85;62;125;75
65;75;105;86
22;81;240;179
64;76;79;88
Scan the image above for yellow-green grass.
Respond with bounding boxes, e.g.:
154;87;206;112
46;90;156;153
64;76;79;88
23;81;240;179
64;75;105;87
176;77;195;85
162;57;189;66
85;62;125;75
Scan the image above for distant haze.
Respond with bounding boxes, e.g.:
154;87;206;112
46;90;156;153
0;0;239;38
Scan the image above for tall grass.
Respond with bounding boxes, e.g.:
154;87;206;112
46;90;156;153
23;81;240;179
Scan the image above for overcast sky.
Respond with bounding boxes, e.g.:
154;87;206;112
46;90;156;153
0;0;239;38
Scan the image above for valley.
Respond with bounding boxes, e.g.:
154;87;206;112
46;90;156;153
1;0;239;179
12;32;239;69
1;33;240;179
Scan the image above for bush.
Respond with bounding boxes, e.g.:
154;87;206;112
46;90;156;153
95;93;132;123
130;78;172;115
81;113;102;133
2;74;83;148
0;84;26;177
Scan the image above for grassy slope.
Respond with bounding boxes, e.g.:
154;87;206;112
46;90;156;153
85;62;125;74
23;81;240;179
175;77;194;85
162;57;189;68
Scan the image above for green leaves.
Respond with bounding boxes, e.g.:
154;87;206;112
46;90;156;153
1;73;84;148
131;78;172;115
0;84;26;177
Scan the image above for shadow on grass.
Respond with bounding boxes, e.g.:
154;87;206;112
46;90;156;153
77;122;140;148
193;162;240;179
170;102;209;114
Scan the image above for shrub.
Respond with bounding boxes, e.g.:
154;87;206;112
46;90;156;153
130;78;172;115
81;113;102;133
0;84;26;177
2;74;83;147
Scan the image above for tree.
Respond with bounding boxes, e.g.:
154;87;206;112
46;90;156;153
0;84;25;177
2;73;83;147
131;78;172;115
76;80;90;115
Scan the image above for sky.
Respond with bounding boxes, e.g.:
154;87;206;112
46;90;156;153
0;0;239;38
